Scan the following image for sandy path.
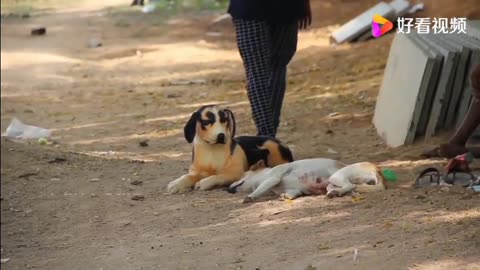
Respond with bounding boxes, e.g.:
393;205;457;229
1;1;479;269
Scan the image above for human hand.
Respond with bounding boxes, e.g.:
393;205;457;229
299;0;312;30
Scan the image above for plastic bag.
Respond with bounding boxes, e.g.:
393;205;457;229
4;118;51;139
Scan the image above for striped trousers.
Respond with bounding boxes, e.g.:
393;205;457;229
233;18;298;137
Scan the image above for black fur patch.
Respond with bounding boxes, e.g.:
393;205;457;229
234;136;279;167
218;110;227;123
205;111;215;122
278;144;294;162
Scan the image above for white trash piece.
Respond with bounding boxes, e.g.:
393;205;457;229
142;3;156;13
4;118;51;139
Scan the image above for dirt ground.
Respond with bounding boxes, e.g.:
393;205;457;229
1;1;480;269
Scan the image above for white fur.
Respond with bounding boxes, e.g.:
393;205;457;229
229;159;386;202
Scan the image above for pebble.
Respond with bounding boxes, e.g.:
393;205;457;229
87;38;102;48
130;180;143;186
131;195;145;201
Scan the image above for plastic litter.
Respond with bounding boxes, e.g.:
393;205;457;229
3;118;51;139
142;3;156;13
382;168;398;182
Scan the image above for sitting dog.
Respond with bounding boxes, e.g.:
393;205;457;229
167;105;293;193
227;158;386;203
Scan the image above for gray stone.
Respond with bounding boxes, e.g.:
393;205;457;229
466;20;480;41
418;34;460;139
389;0;411;17
408;33;443;139
442;35;473;129
87;38;102;48
373;33;437;147
331;2;395;44
434;35;466;129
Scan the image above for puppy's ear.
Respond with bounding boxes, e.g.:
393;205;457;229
254;159;266;170
184;112;199;143
224;109;236;139
249;153;268;170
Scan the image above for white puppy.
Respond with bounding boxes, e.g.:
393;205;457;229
227;158;386;203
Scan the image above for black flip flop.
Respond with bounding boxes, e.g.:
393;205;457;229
415;167;442;188
415;167;477;188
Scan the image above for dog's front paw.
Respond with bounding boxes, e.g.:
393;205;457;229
194;178;217;191
326;190;340;199
167;178;190;194
242;196;254;204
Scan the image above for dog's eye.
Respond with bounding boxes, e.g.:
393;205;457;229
200;120;213;126
219;111;228;123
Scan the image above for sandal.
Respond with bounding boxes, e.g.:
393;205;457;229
415;167;477;188
415;167;442;188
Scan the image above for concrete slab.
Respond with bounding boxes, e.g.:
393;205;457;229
409;33;443;138
466;20;480;40
373;33;437;147
418;34;460;139
434;35;466;129
389;0;411;17
331;2;395;44
442;35;473;129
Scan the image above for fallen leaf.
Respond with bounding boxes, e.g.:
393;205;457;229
317;244;330;251
351;196;365;203
383;222;393;229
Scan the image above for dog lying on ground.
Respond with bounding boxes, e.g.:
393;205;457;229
167;105;293;193
227;158;386;203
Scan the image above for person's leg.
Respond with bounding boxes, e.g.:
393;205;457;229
423;64;480;158
269;22;298;135
423;99;480;158
233;18;275;137
438;98;480;157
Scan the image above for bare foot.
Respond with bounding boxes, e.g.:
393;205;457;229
422;144;468;158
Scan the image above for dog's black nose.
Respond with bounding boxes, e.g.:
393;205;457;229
226;187;237;194
217;133;225;144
